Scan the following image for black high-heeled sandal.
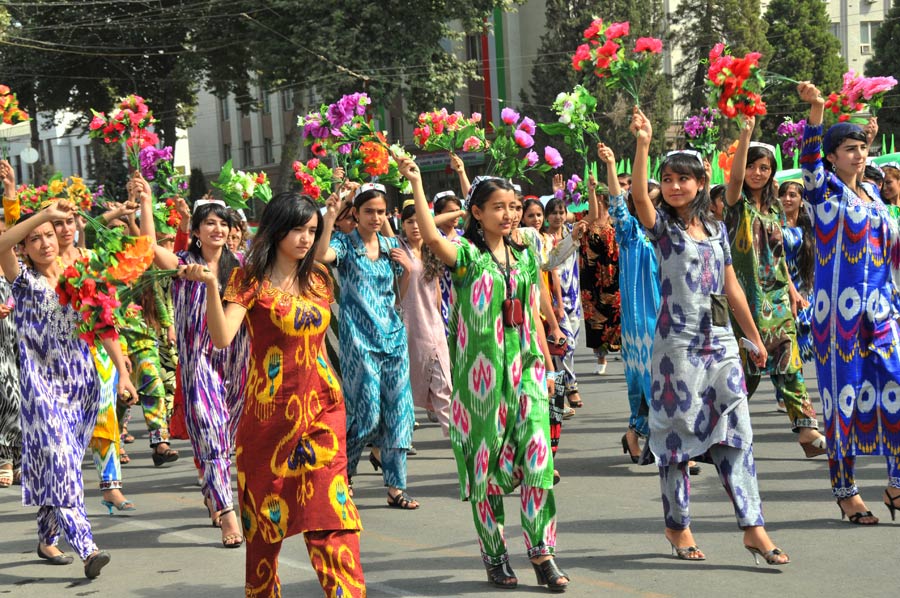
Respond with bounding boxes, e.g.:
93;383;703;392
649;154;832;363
621;433;639;464
152;443;179;467
485;560;518;589
884;489;900;521
369;452;381;472
836;498;878;525
531;558;569;592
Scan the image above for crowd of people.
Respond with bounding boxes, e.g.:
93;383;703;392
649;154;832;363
1;81;899;596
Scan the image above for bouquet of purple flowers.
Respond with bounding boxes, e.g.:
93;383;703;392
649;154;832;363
776;117;806;159
683;107;719;157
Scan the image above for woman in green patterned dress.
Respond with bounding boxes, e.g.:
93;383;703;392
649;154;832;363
397;157;569;592
724;117;827;457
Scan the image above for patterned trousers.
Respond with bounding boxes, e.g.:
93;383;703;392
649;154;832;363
829;455;900;499
342;349;414;490
183;376;236;512
746;370;818;431
37;504;98;560
470;486;557;566
660;444;765;530
129;343;170;446
244;530;366;598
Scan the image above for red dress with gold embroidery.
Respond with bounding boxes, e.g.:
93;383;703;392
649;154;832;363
224;267;362;544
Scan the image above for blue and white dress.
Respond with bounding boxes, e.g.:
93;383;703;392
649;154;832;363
609;193;660;437
330;230;414;484
781;223;814;362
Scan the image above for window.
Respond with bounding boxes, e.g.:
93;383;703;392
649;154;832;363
220;96;230;121
86;146;93;173
13;156;22;183
260;90;271;114
861;21;881;55
222;143;231;163
242;141;252;167
45;140;54;166
465;34;482;61
281;88;294;111
263;138;273;164
75;145;83;174
830;23;841;42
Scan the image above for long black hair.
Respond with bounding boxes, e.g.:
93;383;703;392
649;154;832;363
240;191;329;298
778;181;815;292
742;145;778;211
399;202;443;282
520;198;544;229
189;202;239;290
658;152;717;234
462;177;525;253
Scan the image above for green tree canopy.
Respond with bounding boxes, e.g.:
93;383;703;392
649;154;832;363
865;0;900;147
762;0;844;138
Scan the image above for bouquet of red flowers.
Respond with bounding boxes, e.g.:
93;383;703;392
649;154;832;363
89;94;159;169
706;43;767;121
292;158;334;203
413;109;487;153
572;19;663;106
824;69;898;122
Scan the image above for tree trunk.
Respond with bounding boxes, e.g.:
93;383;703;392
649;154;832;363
275;105;302;193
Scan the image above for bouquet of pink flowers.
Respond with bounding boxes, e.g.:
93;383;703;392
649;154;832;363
89;95;159;169
824;70;897;122
413;109;487;153
487;107;563;181
572;19;663;105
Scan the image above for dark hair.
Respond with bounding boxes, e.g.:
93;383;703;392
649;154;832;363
864;165;885;186
400;203;416;222
823;127;867;171
434;194;462;214
462;178;525;252
658;152;716;233
742;146;778;211
710;184;726;204
520;198;544;228
778;181;814;291
544;197;567;227
189;203;240;291
240;191;329;298
398;203;443;282
353;188;387;210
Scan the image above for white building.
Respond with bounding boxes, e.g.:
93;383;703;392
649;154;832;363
827;0;892;70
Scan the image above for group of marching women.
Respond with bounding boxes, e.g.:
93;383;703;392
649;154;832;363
1;77;900;597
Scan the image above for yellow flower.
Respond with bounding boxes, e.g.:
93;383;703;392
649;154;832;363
48;179;65;197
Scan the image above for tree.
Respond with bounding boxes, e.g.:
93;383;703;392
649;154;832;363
761;0;844;138
865;0;900;147
527;0;673;180
673;0;772;113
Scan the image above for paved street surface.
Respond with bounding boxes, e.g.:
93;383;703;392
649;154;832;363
1;351;896;597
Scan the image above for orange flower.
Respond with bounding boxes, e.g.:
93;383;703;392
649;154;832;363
360;140;389;176
107;235;154;284
718;140;739;183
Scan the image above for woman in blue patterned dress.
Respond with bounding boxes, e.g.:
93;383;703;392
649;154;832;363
0;197;136;578
597;143;660;462
316;183;419;510
630;108;789;565
778;181;815;365
797;82;900;524
138;175;250;547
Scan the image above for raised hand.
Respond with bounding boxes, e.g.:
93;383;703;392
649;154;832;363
797;81;823;105
0;160;15;194
552;173;565;194
630;107;652;140
597;142;615;165
396;156;422;185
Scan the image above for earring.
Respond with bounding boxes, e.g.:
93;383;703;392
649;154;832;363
476;220;484;240
196;238;202;248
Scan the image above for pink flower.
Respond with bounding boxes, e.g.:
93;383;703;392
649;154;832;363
604;21;630;40
471;112;482;123
514;130;534;149
525;150;539;167
500;107;520;126
89;113;106;130
517;116;536;136
544;146;563;169
307;158;320;170
462;136;482;152
572;44;592;71
634;37;663;54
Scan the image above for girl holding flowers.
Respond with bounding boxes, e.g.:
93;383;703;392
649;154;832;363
724;119;827;458
137;173;250;547
796;81;900;525
315;183;418;510
396;157;569;592
0;194;136;578
630;107;789;566
181;190;365;598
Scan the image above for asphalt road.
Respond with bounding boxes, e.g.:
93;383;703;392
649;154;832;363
1;353;897;597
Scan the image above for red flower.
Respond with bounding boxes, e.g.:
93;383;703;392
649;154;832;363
583;19;603;40
307;158;320;170
310;141;327;157
597;39;620;58
572;44;592;71
604;21;629;40
634;37;663;54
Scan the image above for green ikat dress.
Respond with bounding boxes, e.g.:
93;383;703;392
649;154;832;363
447;238;554;502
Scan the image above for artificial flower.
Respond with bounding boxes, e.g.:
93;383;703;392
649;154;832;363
544;146;564;169
514;130;535;149
706;45;767;122
500;107;520;126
